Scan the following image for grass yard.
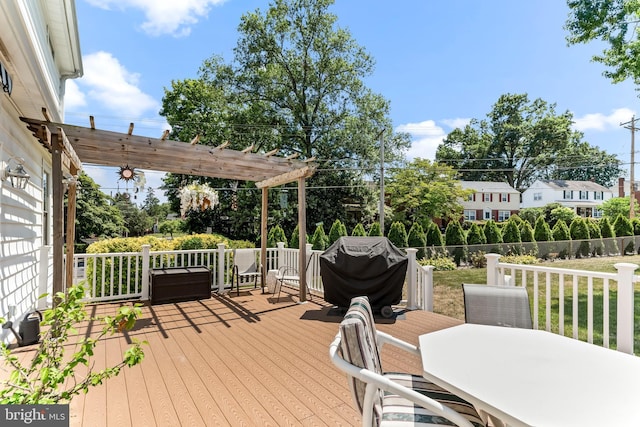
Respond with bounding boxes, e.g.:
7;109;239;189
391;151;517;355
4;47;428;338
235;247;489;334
432;255;640;351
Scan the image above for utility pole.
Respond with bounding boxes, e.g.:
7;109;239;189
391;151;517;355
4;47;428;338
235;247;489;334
622;116;640;219
378;129;385;235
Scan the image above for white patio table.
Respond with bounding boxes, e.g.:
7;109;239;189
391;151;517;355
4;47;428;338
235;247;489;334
419;324;640;427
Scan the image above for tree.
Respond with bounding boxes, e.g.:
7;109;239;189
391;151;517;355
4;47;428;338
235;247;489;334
520;220;538;256
387;222;408;248
550;138;622;187
550;206;577;228
407;223;426;259
160;0;410;242
587;219;604;256
267;224;287;247
569;217;591;258
519;207;544;227
158;219;184;238
74;172;124;242
351;223;367;236
534;215;553;259
328;219;347;244
445;221;467;266
600;197;639;220
113;193;151;237
386;159;471;224
502;218;523;255
311;224;329;250
483;220;503;253
435;93;616;190
599;217;618;255
566;1;640;91
613;214;634;254
552;220;571;259
368;222;382;236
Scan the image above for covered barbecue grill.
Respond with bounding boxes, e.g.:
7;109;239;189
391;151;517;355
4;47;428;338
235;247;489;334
320;236;408;317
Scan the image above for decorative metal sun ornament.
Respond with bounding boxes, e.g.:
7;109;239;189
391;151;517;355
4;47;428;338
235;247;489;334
117;165;136;181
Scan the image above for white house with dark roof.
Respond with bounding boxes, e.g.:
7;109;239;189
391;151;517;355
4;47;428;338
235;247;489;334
521;179;614;218
460;181;520;222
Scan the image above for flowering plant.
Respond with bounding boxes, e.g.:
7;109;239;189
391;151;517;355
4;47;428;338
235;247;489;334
179;183;219;217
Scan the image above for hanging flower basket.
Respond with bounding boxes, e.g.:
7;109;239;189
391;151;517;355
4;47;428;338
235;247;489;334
179;183;219;217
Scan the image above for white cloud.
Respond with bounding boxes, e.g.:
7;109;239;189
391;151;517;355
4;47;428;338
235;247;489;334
572;108;636;132
396;120;447;160
75;51;159;117
441;117;471;129
86;0;226;37
64;80;86;110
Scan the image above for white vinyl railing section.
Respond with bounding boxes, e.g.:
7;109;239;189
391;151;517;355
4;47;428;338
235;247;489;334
68;243;434;309
485;253;638;355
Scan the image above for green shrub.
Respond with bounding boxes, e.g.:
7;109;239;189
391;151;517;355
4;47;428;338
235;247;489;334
502;218;523;255
351;223;367;237
569;217;590;258
534;215;554;259
614;214;634;254
599;217;618;255
407;223;426;259
418;255;457;271
499;254;539;265
519;220;538;257
466;223;486;245
267;224;288;248
552;220;571;259
483;220;503;253
445;221;467;266
368;222;382;236
311;224;329;250
587;219;604;256
328;219;348;244
388;222;408;248
470;251;487;268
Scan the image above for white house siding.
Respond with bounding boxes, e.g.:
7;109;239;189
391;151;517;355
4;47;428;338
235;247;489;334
0;0;81;344
521;180;614;217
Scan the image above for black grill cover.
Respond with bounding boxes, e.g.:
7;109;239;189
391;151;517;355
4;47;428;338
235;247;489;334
320;236;407;308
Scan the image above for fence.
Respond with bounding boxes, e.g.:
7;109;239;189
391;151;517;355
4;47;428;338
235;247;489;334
486;254;638;355
69;243;434;309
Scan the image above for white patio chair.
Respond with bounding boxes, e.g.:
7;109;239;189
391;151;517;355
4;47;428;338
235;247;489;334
231;249;262;296
272;255;313;303
462;284;533;329
329;296;486;427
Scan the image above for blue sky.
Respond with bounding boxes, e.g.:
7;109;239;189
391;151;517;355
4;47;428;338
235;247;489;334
66;0;639;203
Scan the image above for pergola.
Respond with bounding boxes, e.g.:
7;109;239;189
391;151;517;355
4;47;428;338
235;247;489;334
21;113;317;302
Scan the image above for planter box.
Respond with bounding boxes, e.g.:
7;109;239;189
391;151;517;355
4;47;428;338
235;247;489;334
150;267;211;305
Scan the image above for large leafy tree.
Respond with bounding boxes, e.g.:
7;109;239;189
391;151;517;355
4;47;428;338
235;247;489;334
435;93;619;190
386;159;472;225
74;172;124;242
566;0;640;90
160;0;409;241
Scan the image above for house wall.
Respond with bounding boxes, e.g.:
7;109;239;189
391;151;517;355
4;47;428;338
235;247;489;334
0;0;74;344
461;190;520;221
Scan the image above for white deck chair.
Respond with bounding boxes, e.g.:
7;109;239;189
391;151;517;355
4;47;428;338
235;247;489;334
273;254;313;303
231;249;262;296
329;296;486;427
462;284;533;329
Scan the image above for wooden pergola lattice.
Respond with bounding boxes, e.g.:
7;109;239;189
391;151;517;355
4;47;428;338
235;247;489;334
21;113;317;302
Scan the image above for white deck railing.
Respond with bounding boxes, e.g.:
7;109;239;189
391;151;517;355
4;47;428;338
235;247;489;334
68;243;433;309
486;254;638;355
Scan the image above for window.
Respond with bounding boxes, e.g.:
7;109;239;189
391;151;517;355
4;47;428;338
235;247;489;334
563;190;573;199
498;211;511;221
593;209;603;218
464;210;476;221
594;191;603;200
483;193;491;202
579;191;588;200
501;193;508;202
467;193;474;201
484;210;491;220
534;192;542;201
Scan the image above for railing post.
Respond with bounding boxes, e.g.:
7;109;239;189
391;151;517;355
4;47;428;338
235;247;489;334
217;243;226;293
277;242;285;270
614;262;638;354
485;253;501;286
141;245;150;301
38;246;51;309
406;248;418;309
305;243;313;286
421;265;434;311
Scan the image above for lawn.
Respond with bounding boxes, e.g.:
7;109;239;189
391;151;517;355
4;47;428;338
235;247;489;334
432;255;640;351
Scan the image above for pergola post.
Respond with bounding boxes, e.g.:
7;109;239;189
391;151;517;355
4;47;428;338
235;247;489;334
52;134;64;301
64;165;78;290
260;187;268;291
298;176;307;302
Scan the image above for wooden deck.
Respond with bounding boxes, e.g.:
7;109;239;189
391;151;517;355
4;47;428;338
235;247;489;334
3;289;461;426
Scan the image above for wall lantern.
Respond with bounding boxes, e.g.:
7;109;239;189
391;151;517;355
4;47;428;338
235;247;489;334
2;157;30;189
0;61;12;95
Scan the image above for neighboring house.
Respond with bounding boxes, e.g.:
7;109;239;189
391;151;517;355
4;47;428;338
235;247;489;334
460;181;520;222
0;1;82;343
610;177;640;205
521;180;613;218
